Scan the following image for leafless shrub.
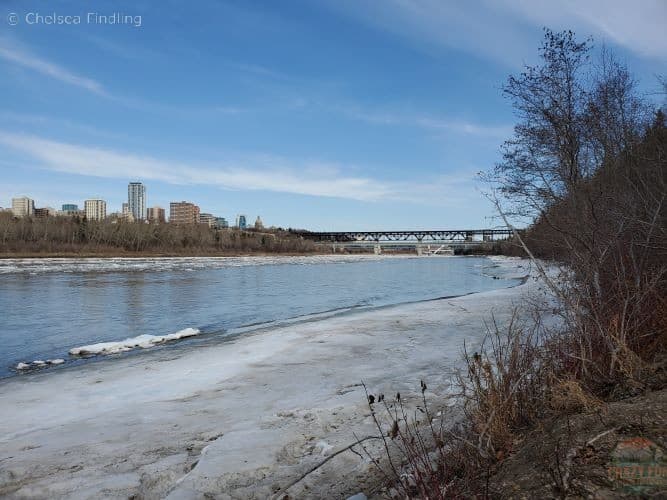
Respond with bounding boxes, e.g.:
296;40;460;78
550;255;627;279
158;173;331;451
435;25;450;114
356;383;469;499
457;310;547;460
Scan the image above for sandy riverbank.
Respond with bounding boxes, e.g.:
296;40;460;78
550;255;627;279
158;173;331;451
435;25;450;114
0;257;543;499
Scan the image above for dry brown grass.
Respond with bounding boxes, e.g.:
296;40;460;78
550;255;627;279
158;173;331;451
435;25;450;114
547;378;602;415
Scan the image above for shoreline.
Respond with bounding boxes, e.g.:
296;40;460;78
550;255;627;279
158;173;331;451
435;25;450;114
0;249;506;259
0;257;538;499
0;250;330;259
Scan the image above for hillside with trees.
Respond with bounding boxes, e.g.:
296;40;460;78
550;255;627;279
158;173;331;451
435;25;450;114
367;30;666;498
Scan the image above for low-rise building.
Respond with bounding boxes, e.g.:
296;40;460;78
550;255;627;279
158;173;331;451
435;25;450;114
147;206;166;224
169;201;200;224
34;207;56;218
12;197;35;217
118;203;135;222
59;204;83;217
199;213;215;227
215;217;229;229
57;209;85;217
84;199;107;221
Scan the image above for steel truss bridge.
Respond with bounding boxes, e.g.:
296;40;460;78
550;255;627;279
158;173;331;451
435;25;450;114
296;229;515;244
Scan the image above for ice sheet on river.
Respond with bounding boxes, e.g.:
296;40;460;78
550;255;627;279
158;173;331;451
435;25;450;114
0;256;551;499
0;254;420;275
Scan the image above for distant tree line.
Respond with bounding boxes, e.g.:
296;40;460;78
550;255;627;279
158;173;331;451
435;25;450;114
0;214;322;255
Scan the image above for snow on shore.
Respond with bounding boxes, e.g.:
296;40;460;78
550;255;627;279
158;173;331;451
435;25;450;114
68;328;200;356
0;256;542;499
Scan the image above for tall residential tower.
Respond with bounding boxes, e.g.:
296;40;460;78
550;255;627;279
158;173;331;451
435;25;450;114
127;182;146;222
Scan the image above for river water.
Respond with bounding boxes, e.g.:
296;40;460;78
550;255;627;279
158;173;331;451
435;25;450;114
0;255;522;377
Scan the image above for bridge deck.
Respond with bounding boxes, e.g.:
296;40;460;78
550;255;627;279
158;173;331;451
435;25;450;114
296;229;515;243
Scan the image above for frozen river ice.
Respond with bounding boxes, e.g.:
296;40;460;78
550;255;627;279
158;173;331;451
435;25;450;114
0;256;539;498
0;255;523;377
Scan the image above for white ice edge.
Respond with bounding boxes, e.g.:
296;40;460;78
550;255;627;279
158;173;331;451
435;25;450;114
15;359;66;370
68;327;200;356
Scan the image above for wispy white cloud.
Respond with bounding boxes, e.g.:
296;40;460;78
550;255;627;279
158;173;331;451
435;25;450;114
327;0;667;66
0;131;483;206
236;63;286;79
0;132;392;202
0;39;107;96
0;111;130;140
340;105;512;139
503;0;667;60
0;38;257;115
325;0;533;68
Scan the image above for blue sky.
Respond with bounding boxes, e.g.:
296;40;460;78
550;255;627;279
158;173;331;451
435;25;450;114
0;0;665;230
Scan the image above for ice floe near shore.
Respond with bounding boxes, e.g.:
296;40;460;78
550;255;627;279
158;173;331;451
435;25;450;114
14;328;199;372
68;327;200;356
15;359;65;370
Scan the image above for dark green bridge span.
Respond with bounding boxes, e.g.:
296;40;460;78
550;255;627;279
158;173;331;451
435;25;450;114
295;229;515;243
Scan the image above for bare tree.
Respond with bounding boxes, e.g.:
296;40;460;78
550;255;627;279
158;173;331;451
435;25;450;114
485;29;593;219
485;29;666;392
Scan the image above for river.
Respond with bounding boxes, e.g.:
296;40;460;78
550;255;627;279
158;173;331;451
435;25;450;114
0;254;522;377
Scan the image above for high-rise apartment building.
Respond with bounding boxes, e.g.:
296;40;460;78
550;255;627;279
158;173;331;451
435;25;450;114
236;214;247;229
128;182;146;221
84;199;107;221
147;206;166;224
11;197;35;217
169;201;200;224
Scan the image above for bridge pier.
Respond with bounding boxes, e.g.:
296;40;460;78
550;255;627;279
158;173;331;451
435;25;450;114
416;245;423;256
373;244;381;255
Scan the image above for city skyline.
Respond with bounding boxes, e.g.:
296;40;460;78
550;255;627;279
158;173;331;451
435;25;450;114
2;187;260;229
0;1;665;230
